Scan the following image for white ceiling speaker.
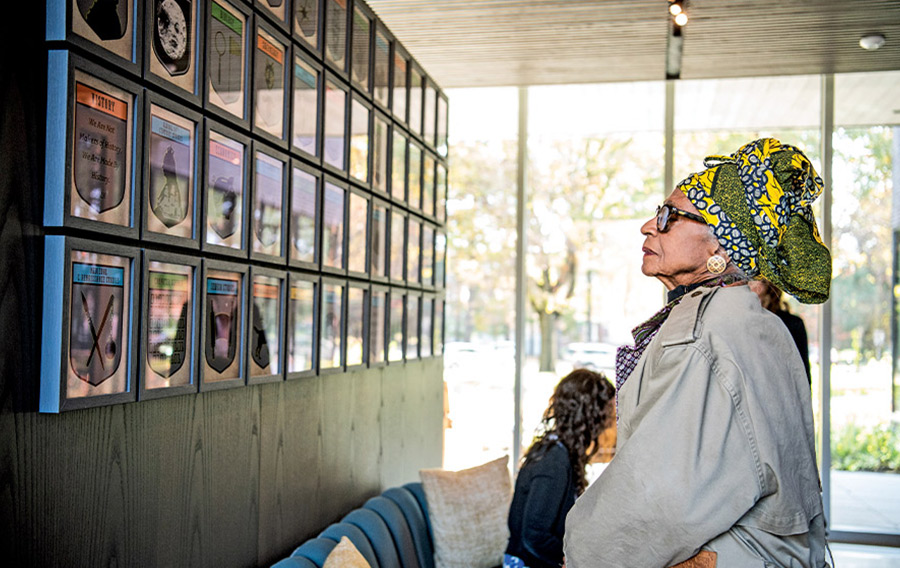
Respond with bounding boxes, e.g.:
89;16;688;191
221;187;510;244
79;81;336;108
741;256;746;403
859;34;886;51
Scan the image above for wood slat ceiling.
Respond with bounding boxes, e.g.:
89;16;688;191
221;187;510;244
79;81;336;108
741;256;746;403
365;0;900;89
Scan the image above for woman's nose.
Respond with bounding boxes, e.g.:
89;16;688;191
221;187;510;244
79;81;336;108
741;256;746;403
641;216;657;236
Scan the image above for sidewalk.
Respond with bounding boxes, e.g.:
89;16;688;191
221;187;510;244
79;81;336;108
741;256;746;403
831;470;900;533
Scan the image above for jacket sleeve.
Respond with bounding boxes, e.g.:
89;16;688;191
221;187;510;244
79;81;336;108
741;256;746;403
564;343;772;568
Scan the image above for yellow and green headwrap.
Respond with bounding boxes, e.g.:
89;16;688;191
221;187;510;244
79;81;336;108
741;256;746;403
677;138;831;304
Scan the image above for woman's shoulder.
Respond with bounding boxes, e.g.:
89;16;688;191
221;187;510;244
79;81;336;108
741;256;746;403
523;441;571;472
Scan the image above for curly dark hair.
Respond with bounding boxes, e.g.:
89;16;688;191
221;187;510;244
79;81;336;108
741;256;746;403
522;368;616;495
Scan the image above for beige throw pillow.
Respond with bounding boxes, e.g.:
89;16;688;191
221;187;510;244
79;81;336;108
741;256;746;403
419;455;512;568
322;536;371;568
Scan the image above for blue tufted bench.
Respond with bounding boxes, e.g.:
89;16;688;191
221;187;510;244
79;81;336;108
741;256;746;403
272;482;435;568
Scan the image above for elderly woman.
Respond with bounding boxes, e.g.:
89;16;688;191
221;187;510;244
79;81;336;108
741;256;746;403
563;139;831;567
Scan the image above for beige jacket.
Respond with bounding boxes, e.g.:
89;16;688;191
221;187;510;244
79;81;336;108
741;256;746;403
564;285;828;567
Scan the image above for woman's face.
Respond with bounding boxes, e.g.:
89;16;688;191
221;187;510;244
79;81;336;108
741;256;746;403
640;189;720;290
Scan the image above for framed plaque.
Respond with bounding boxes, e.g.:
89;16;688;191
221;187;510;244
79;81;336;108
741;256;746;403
422;152;435;218
289;160;320;269
324;0;348;74
248;267;285;384
406;291;420;360
350;2;372;91
206;0;251;127
287;272;317;378
408;64;423;136
40;236;138;413
203;122;249;257
140;251;200;400
390;128;407;204
323;75;348;173
346;283;367;368
256;0;290;32
251;143;288;262
435;230;446;289
322;177;347;274
437;93;448;158
291;52;321;160
347;188;369;277
408;142;422;211
292;0;320;53
372;25;391;110
369;284;387;366
422;223;434;288
144;0;202;103
372;112;389;195
349;95;371;185
200;259;247;390
47;0;141;73
387;288;404;363
389;207;406;284
253;22;290;147
392;45;408;124
370;198;388;281
424;79;437;148
436;162;447;222
320;277;345;372
407;216;421;286
142;93;201;247
45;52;141;239
434;296;444;355
421;294;433;358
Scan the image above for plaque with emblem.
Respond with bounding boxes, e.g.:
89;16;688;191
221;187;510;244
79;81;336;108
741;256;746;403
251;145;287;262
323;76;347;172
389;207;406;284
350;4;371;90
48;0;140;72
291;52;321;158
287;273;317;378
289;160;319;269
392;46;408;123
203;124;248;256
40;237;137;413
322;178;346;272
349;96;370;185
248;269;284;383
347;188;369;276
370;198;388;281
434;297;444;356
253;24;289;145
346;284;367;368
201;261;246;390
387;288;404;362
143;96;200;246
319;278;344;372
324;0;347;73
421;295;433;358
292;0;319;52
140;252;200;400
144;0;200;101
206;0;250;125
369;285;387;366
256;0;289;31
406;292;419;360
372;26;390;109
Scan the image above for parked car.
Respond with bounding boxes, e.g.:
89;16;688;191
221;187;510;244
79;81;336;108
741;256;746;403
565;342;618;375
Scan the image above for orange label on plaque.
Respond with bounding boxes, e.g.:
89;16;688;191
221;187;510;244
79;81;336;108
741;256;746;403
257;35;284;65
76;83;128;121
210;139;242;165
254;283;280;299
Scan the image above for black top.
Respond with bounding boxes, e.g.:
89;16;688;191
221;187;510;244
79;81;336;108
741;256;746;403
776;309;810;383
505;442;576;568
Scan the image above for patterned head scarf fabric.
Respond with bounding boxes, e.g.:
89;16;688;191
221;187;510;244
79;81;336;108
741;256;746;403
677;138;831;304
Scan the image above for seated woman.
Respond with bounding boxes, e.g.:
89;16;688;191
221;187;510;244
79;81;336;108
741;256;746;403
504;368;616;568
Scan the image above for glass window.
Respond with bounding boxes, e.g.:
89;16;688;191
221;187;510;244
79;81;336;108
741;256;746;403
373;29;390;108
409;69;423;135
388;290;404;362
391;129;407;203
320;281;343;369
348;190;368;274
406;293;419;359
290;165;317;264
408;143;421;211
351;6;370;89
392;50;407;122
407;217;420;285
372;114;389;194
349;98;370;184
370;288;387;364
371;201;388;278
324;79;346;171
347;285;366;366
322;181;345;269
390;209;405;282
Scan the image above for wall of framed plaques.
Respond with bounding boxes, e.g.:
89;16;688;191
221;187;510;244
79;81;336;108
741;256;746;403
41;0;449;413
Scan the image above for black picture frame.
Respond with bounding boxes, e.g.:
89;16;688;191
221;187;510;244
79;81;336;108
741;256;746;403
349;0;373;93
321;176;348;275
407;214;421;287
345;281;368;369
389;206;406;285
205;0;253;128
141;91;202;249
390;126;407;205
139;250;201;401
319;276;345;373
255;0;292;34
290;50;323;162
252;20;291;148
386;286;404;363
286;271;318;379
323;0;349;77
143;0;204;105
45;51;142;240
40;236;139;413
288;159;321;270
371;110;390;196
371;23;392;112
368;283;387;367
348;93;372;187
370;197;389;282
247;266;286;384
405;290;420;361
292;0;322;56
322;72;349;175
200;258;248;391
250;142;289;263
47;0;142;76
202;120;251;258
347;186;370;277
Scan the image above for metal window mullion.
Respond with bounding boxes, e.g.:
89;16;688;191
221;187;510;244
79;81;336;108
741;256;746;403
820;73;834;525
513;86;528;473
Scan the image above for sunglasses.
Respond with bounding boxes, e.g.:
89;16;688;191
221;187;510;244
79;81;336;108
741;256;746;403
655;204;705;233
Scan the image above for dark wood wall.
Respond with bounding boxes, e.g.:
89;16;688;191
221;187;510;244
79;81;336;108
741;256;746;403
0;5;445;567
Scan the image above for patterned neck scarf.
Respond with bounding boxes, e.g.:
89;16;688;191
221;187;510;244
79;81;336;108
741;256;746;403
615;275;745;392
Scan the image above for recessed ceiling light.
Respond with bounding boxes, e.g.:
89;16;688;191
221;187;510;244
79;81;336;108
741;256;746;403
859;34;886;51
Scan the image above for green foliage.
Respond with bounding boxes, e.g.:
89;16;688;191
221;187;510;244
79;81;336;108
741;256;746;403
831;422;900;473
